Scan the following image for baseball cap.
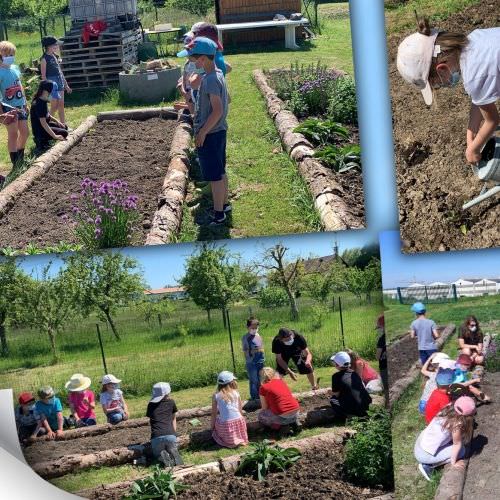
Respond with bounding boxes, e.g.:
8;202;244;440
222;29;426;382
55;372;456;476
396;29;440;106
330;351;351;367
18;392;35;405
457;354;472;366
454;396;476;416
42;36;63;48
435;368;454;386
191;22;223;50
101;374;121;385
150;382;171;403
177;37;217;58
411;302;426;314
38;386;55;399
217;371;237;385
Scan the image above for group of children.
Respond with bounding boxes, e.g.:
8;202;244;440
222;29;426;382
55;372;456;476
409;303;490;481
0;36;71;184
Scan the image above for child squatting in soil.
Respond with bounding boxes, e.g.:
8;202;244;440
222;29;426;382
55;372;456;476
15;392;42;443
34;386;64;440
100;374;129;424
424;368;454;424
346;348;384;394
452;353;491;403
0;40;29;169
65;373;97;427
397;18;499;164
458;316;485;365
409;302;440;365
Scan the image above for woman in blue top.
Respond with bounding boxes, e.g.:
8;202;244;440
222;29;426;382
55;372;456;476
0;41;29;169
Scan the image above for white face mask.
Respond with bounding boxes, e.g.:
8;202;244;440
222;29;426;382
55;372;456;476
469;326;477;332
2;55;14;66
248;328;258;335
283;336;294;346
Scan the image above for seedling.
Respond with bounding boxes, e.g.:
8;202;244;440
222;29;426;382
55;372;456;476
314;144;362;173
294;119;349;146
125;466;189;499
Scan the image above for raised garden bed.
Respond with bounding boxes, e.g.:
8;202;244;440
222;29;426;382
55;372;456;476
0;108;192;252
253;65;365;231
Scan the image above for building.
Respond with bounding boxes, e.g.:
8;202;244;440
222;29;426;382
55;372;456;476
143;286;188;301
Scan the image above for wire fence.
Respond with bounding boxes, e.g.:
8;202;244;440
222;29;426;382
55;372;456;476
384;284;459;305
0;294;383;399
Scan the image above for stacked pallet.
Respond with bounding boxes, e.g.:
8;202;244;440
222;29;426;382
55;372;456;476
60;26;142;90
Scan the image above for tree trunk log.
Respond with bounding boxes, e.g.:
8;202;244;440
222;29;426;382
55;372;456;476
434;459;469;500
97;108;179;122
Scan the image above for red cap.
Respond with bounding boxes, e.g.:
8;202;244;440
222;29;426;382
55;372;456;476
457;354;472;366
18;392;35;405
193;23;223;51
375;314;385;329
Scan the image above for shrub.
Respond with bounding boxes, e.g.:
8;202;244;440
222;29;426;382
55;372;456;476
125;466;190;499
172;0;214;16
328;76;358;125
485;334;500;372
236;440;301;481
258;286;289;309
343;407;394;489
311;304;329;330
68;178;140;250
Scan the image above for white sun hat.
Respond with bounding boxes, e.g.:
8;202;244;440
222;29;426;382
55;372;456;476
65;373;91;392
396;29;440;106
330;351;351;367
150;382;172;403
101;374;121;385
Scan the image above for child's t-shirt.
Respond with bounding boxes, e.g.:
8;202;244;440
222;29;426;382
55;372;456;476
241;332;264;364
68;390;96;419
420;372;437;403
15;404;39;428
460;27;500;106
146;398;178;439
410;318;437;350
193;69;229;135
100;389;124;413
215;391;241;422
453;368;471;384
0;65;26;107
331;370;372;416
30;98;50;140
35;397;63;431
424;389;451;424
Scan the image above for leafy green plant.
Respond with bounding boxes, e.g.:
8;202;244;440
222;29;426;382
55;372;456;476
328;76;358;125
344;407;394;489
236;440;301;481
258;286;289;309
294;119;349;146
311;304;329;330
125;466;190;499
314;144;362;173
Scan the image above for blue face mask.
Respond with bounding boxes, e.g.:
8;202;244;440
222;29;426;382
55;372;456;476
2;55;14;65
449;71;461;87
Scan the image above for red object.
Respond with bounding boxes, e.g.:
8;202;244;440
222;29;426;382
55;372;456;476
376;314;385;329
259;378;300;415
425;389;451;424
358;359;379;383
195;24;224;51
457;354;473;366
81;20;108;45
18;392;35;405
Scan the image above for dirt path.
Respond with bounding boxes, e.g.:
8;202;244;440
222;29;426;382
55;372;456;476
463;371;500;499
388;2;500;253
0;118;176;250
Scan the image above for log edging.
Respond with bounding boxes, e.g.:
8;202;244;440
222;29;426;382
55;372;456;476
252;69;365;231
0;115;98;219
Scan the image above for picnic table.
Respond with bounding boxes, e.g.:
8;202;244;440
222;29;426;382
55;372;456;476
144;26;181;56
216;19;309;50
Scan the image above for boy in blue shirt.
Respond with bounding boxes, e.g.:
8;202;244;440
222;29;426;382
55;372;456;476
410;302;440;365
0;41;29;168
34;386;64;440
178;37;230;225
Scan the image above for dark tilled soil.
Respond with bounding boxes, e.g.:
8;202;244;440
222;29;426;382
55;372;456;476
463;371;500;499
0;118;177;249
89;443;385;500
22;394;331;466
388;2;500;253
387;334;419;388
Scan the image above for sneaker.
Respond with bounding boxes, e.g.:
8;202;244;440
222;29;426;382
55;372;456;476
207;212;227;226
207;204;232;215
418;463;433;481
160;449;174;468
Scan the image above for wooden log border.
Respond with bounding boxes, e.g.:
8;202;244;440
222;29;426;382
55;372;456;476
252;69;365;231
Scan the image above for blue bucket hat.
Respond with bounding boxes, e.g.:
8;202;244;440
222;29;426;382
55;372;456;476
411;302;426;314
177;36;217;58
436;368;454;386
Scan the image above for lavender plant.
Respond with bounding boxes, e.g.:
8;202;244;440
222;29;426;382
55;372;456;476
67;178;140;250
485;334;499;372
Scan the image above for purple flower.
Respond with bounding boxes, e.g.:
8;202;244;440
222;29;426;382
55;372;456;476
72;206;80;213
95;216;102;225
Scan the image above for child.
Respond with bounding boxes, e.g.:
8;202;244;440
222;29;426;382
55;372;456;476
177;37;230;225
40;36;71;125
100;374;129;424
419;352;454;414
409;302;440;365
176;32;199;115
453;354;491;403
15;392;42;442
146;382;183;467
242;316;265;401
34;386;64;440
30;80;68;154
0;41;29;168
414;396;475;481
458;316;484;365
191;23;232;76
65;373;96;427
397;19;499;164
347;348;383;393
211;371;249;448
424;368;454;423
329;351;372;419
375;314;389;404
258;367;300;433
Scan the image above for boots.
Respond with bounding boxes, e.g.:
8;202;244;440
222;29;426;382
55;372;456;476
9;151;18;167
159;441;184;467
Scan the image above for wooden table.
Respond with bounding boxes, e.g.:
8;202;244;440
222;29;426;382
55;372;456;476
144;27;181;56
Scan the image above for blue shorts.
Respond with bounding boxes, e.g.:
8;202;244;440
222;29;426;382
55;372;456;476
419;349;437;365
47;75;64;99
197;129;227;182
418;400;427;414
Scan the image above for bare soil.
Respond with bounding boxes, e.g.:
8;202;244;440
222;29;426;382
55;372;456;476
0;118;177;250
463;371;500;499
387;334;418;388
388;2;500;253
88;442;386;500
22;394;331;466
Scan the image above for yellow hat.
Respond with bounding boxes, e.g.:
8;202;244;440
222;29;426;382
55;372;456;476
65;373;91;392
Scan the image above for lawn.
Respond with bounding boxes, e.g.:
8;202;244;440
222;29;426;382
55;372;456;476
1;3;355;241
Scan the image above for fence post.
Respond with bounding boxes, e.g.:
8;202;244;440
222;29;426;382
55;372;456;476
424;285;429;302
338;297;345;350
397;287;403;304
332;295;335;312
226;309;237;374
157;313;162;328
96;324;108;374
452;284;458;302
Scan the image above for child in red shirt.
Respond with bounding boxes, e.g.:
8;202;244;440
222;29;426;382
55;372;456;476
424;368;453;424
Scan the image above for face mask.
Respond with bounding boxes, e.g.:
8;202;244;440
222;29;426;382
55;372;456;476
283;336;294;346
2;55;14;65
248;328;258;335
449;71;461;87
469;326;477;332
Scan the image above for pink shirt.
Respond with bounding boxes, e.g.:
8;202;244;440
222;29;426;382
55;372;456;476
357;359;379;384
68;390;96;419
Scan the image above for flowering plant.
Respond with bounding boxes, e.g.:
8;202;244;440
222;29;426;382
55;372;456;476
67;178;140;250
485;334;499;372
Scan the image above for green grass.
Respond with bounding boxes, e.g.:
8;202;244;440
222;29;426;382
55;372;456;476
0;294;383;400
1;3;354;240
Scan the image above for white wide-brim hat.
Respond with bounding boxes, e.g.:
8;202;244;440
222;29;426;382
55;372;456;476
65;373;91;392
150;382;172;403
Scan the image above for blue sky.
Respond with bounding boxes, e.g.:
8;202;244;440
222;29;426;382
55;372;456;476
380;231;500;288
16;229;378;288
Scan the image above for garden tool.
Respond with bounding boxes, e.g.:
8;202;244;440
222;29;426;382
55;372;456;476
462;135;500;210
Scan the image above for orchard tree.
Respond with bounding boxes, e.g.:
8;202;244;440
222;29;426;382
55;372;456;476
137;297;175;325
23;0;68;35
65;252;146;340
344;258;382;303
300;272;332;303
